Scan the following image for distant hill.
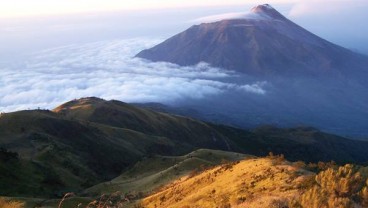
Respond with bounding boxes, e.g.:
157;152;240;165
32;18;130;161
53;97;233;151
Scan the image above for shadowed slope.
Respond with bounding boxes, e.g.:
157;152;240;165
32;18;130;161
53;97;233;151
0;98;235;197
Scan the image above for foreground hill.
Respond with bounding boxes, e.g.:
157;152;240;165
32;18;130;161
141;156;368;208
0;149;249;208
1;97;368;198
5;151;368;208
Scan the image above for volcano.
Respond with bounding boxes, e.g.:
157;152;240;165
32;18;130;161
136;4;368;76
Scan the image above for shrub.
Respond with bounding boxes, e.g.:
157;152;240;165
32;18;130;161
0;148;19;162
299;164;368;208
360;179;368;206
300;186;328;208
316;164;364;197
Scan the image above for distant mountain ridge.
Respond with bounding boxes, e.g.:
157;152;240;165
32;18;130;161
136;4;368;77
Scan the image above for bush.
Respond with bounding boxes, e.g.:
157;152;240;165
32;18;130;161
360;179;368;206
299;164;368;208
316;164;364;197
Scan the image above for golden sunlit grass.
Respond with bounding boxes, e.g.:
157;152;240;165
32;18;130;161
141;155;314;208
0;198;24;208
5;153;368;208
299;164;368;208
138;154;368;208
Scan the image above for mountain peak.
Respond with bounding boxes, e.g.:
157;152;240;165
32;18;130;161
251;4;285;20
251;4;275;12
136;4;368;76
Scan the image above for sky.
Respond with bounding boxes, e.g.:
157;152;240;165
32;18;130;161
0;0;367;18
1;0;367;56
0;0;298;18
0;0;368;112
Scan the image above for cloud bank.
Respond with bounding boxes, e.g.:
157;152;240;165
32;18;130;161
0;38;266;112
192;11;273;23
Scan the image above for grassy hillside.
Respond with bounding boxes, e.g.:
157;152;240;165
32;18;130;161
1;149;248;208
141;156;311;208
83;149;249;197
0;110;144;197
3;151;368;208
141;155;368;208
0;98;236;197
53;97;233;150
2;97;368;199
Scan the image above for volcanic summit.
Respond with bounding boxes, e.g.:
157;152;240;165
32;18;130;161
136;4;368;76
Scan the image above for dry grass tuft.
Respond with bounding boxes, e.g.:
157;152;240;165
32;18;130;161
0;198;24;208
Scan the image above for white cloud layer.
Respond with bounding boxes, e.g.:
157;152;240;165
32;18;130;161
192;11;273;23
0;38;266;112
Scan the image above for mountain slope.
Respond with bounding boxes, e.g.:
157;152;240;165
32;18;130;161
53;97;233;150
0;110;161;197
0;98;235;197
2;97;368;198
136;4;368;77
141;157;313;208
0;149;249;208
83;149;249;196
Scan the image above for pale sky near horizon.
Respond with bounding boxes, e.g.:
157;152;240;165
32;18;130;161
3;0;366;18
0;0;368;57
0;0;298;18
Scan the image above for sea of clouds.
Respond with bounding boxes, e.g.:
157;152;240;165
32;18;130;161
0;38;266;112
